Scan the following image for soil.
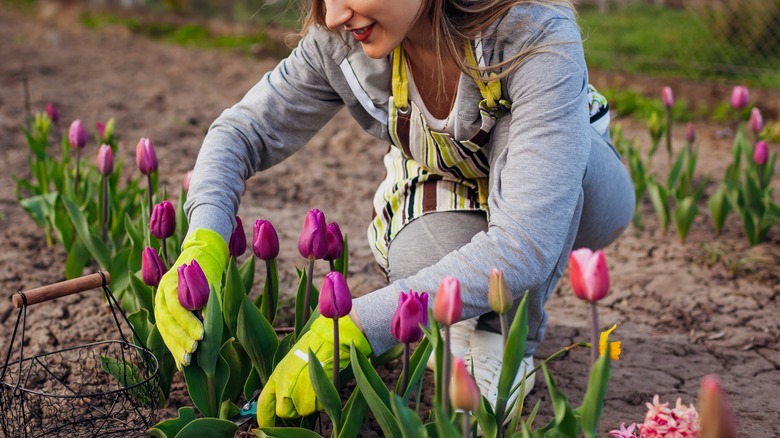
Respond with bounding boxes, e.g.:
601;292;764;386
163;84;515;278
1;3;779;437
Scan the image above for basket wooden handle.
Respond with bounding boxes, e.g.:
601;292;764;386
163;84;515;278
13;272;111;308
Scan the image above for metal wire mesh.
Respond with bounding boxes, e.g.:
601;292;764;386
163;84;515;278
1;341;159;437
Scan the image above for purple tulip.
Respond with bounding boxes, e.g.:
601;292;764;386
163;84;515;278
183;170;193;193
324;222;344;261
252;219;279;260
661;86;674;109
135;137;158;175
141;247;166;287
68;120;87;149
177;260;210;311
96;122;106;139
319;271;352;319
96;144;114;176
150;201;176;239
730;86;749;110
686;122;696;144
46;103;59;123
750;108;764;135
229;216;247;258
754;141;768;166
390;290;429;344
298;208;327;259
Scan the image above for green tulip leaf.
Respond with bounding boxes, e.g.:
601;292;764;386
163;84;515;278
647;179;670;234
99;355;156;408
148;325;176;403
399;337;431;401
294;266;319;338
183;355;230;418
340;386;367;438
198;286;224;378
243;366;262;402
62;195;111;269
254;427;322;438
473;395;498;438
580;344;612;438
127;308;152;348
432;402;460;438
495;293;529;426
239;256;256;297
218;399;241;421
260;258;279;324
148;407;197;438
174;417;237;438
237;295;279;383
223;258;245;338
391;392;427;438
129;271;155;320
541;364;578;436
307;348;343;428
350;344;402;438
335;234;349;279
220;339;252;403
65;239;90;279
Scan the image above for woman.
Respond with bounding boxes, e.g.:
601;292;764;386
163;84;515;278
153;0;634;425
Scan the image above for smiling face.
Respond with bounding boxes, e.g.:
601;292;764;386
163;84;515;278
323;0;428;58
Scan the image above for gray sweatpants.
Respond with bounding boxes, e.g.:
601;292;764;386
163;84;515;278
386;128;634;352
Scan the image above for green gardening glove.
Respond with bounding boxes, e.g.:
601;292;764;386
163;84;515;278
256;315;372;427
154;228;229;369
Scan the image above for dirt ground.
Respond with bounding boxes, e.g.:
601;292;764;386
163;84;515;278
1;3;779;437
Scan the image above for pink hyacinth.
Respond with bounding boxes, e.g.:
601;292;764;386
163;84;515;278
638;395;699;438
609;422;638;438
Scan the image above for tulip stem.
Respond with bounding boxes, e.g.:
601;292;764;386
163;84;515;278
443;325;451;415
265;259;276;323
146;173;154;220
333;318;340;389
500;312;509;348
665;108;673;169
162;237;169;268
461;411;471;438
74;148;81;194
101;175;109;242
400;342;411;395
303;258;314;324
329;259;335;272
590;302;599;364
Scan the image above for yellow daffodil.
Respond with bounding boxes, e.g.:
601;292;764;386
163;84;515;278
599;323;621;360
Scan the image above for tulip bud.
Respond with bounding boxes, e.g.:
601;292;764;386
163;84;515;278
662;86;674;109
390;290;429;344
488;268;513;314
686;122;696;144
730;86;749;110
177;260;210;311
68;120;87;149
298;208;327;259
141;247;166;287
319;271;352;319
753;141;768;166
96;122;106;139
433;276;462;326
568;248;610;302
749;108;763;135
450;358;481;412
647;112;664;144
324;222;344;261
252;219;279;260
149;201;176;240
46;103;59;123
183;170;193;193
229;216;247;258
698;375;738;438
96;144;114;176
135;137;158;175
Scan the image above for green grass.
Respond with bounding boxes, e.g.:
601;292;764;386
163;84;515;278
578;4;780;89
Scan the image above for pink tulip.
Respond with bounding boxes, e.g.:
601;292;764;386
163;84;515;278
135;137;158;175
749;108;763;134
686;122;696;144
450;358;481;412
324;222;344;261
149;201;176;240
252;219;279;260
568;248;610;302
319;271;352;319
141;247;166;287
177;260;210;311
96;144;114;176
183;170;193;193
96;122;106;139
730;86;749;110
698;375;737;438
662;86;674;109
46;103;59;123
753;141;768;166
488;268;513;314
433;276;462;326
68;120;87;149
298;208;327;259
390;291;429;344
229;216;247;258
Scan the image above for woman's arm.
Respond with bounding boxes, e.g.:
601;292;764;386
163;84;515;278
353;13;591;355
185;28;346;242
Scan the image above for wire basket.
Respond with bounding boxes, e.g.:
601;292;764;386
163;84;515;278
0;272;160;437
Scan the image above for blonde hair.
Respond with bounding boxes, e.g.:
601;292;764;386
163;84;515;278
301;0;577;84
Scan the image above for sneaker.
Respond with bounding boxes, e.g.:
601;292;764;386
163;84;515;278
426;317;478;371
464;329;535;421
